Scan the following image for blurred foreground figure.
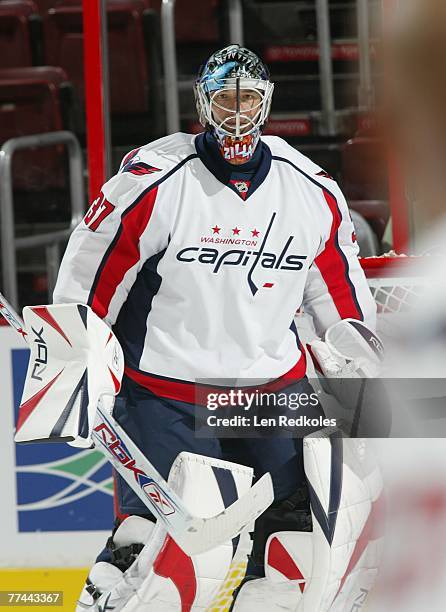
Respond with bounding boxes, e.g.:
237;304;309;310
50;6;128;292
368;439;446;612
383;0;446;373
386;0;446;240
369;1;446;609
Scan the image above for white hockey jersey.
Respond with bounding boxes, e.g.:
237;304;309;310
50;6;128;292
53;132;376;402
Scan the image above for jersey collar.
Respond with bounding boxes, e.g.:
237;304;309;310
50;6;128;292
194;131;272;200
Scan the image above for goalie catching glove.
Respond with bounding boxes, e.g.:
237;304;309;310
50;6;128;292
309;318;384;379
14;303;124;448
308;319;391;437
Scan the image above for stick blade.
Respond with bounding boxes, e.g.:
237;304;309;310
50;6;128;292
173;472;274;555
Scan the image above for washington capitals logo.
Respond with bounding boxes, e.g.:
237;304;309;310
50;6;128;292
123;161;162;176
176;212;308;296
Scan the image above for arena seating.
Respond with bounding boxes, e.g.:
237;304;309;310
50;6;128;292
0;0;388;253
0;66;71;220
342;137;387;201
32;0;56;13
342;137;389;241
142;0;220;43
44;0;153;115
0;0;40;68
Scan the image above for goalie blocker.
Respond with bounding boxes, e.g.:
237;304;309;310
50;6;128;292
14;303;124;447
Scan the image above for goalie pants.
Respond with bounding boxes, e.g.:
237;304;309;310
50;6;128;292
102;375;324;574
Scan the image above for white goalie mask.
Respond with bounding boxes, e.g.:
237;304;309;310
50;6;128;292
194;45;274;163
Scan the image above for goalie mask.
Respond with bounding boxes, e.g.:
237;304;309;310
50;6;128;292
195;45;274;163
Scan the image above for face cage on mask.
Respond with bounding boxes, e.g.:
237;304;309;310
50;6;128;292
195;77;274;139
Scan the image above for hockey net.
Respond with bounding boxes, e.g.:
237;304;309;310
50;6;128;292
360;253;427;341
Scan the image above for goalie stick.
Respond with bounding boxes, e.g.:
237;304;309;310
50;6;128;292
0;291;274;555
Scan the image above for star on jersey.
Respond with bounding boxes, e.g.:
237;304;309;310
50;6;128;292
232;227;241;235
251;229;260;237
212;225;221;234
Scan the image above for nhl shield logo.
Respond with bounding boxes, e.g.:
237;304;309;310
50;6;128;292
230;179;251;200
143;483;176;515
234;181;249;193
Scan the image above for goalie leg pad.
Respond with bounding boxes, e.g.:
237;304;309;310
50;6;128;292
93;451;254;611
232;434;383;612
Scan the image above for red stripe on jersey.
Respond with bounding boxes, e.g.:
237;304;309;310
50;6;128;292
306;343;322;374
153;535;197;611
315;190;363;320
124;353;306;405
90;187;158;319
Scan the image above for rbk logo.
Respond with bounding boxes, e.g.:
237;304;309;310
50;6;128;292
143;483;175;515
94;422;145;482
31;326;47;381
93;421;177;516
176;212;308;295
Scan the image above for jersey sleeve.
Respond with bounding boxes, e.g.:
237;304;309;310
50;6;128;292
53;170;172;326
303;183;377;337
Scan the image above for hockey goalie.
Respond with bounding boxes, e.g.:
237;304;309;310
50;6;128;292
13;45;384;611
